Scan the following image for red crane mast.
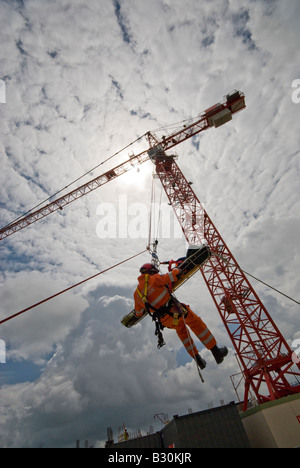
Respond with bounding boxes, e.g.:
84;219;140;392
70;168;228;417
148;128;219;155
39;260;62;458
149;142;300;410
2;90;299;410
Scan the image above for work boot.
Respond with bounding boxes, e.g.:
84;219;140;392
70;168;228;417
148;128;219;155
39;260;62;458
211;345;228;364
194;353;207;370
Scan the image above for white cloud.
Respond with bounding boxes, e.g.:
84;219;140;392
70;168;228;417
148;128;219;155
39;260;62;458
0;0;300;447
0;270;88;361
0;283;237;447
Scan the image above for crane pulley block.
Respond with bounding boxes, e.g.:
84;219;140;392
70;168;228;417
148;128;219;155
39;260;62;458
148;145;165;161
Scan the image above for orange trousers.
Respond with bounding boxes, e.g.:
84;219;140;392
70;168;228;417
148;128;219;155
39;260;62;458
160;304;217;358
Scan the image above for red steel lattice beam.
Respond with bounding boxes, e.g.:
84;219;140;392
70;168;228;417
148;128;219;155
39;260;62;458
153;155;300;411
0;90;246;241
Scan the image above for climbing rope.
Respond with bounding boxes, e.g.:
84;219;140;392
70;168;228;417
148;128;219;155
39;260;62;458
0;249;147;325
147;175;163;254
242;269;300;306
147;175;155;250
181;312;205;383
170;290;205;384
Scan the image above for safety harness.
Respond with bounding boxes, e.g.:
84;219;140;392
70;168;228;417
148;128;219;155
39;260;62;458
136;274;187;349
136;274;150;305
136;274;164;348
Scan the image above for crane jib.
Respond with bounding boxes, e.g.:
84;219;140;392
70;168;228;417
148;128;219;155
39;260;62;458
0;91;245;240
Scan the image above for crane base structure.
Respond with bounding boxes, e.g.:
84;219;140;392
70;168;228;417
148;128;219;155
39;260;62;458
149;148;300;411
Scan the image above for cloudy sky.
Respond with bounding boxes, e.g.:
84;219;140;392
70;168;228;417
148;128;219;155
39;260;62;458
0;0;300;448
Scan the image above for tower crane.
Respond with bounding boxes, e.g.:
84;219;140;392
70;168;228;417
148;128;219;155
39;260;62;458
1;90;300;410
0;90;244;241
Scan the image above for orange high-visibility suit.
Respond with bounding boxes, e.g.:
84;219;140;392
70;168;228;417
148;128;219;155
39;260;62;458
134;268;217;358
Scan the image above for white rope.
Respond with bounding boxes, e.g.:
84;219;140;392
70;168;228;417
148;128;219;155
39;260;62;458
171;288;205;384
181;310;205;383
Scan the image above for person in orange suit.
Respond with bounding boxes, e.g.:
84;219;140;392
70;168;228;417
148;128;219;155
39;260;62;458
134;263;228;369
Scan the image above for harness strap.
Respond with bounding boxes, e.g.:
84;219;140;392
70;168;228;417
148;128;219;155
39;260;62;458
137;282;169;350
136;274;150;303
142;301;166;349
154;318;166;349
136;274;172;318
136;276;187;349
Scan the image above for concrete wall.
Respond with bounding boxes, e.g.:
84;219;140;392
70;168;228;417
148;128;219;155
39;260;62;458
107;402;251;448
162;403;250;448
241;394;300;448
106;432;162;449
